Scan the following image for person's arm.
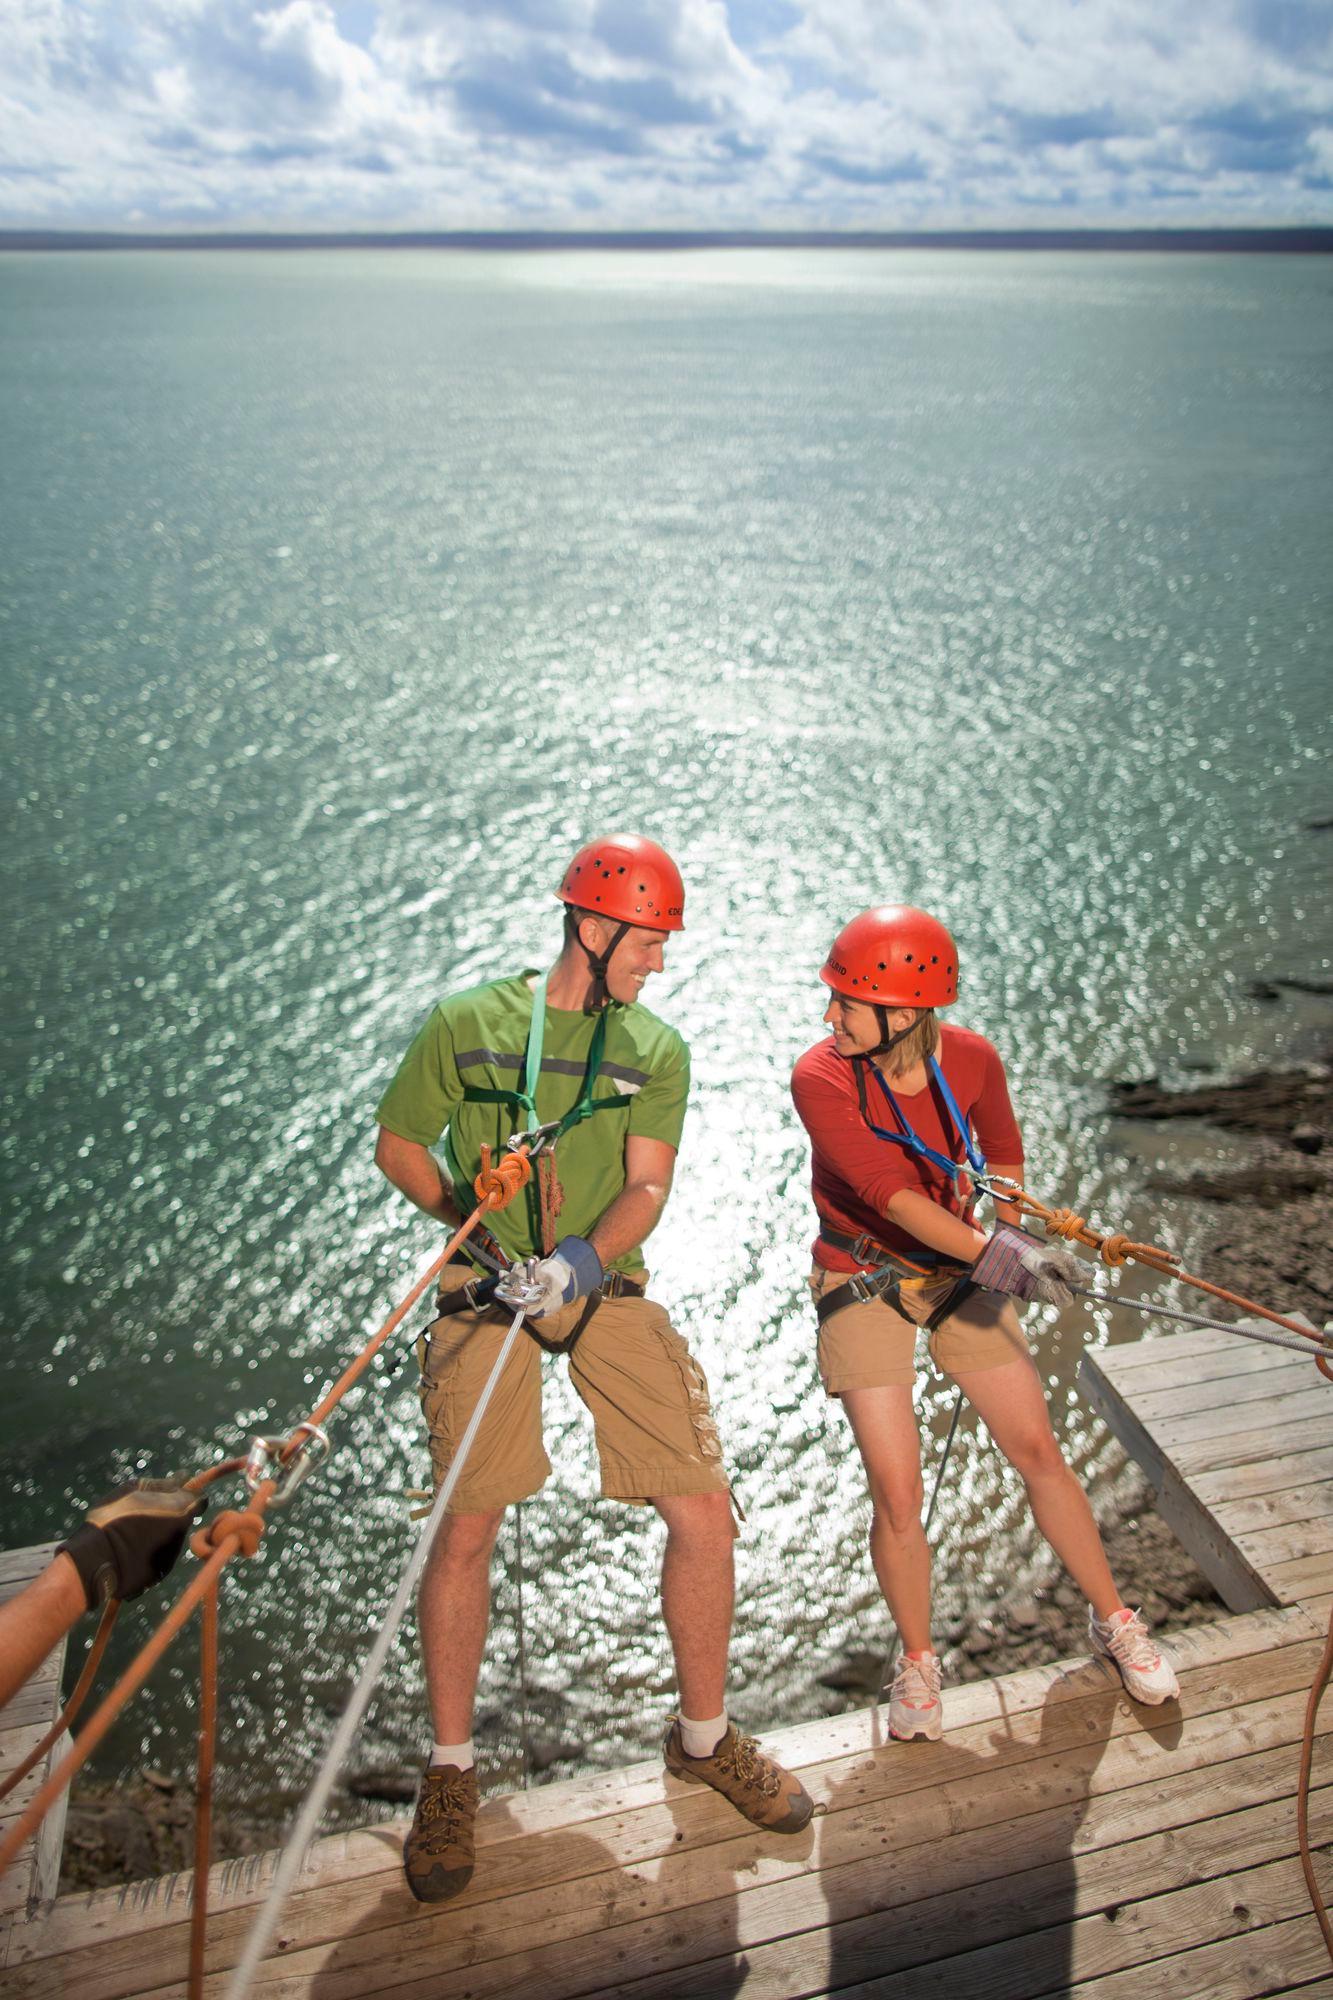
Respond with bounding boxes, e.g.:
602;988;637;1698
0;1481;205;1711
883;1156;1023;1260
587;1134;676;1270
0;1555;85;1711
374;1127;462;1227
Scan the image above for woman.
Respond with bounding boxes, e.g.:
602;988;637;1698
790;904;1178;1740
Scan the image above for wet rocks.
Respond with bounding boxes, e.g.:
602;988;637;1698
1110;1047;1331;1146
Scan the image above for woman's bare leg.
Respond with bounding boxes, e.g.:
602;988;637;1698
840;1384;934;1652
952;1355;1121;1620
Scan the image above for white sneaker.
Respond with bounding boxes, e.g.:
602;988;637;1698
1088;1607;1180;1704
887;1651;943;1741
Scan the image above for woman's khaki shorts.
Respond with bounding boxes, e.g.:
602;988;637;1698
810;1265;1029;1395
416;1264;731;1513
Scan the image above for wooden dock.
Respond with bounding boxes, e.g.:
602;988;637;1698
3;1327;1331;1998
1080;1321;1333;1621
0;1545;71;1925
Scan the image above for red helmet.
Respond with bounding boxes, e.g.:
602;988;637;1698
556;836;685;931
821;905;958;1007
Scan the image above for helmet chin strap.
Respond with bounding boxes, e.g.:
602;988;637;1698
577;920;631;1014
865;1005;918;1060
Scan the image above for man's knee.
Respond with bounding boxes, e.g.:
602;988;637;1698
426;1507;505;1572
654;1489;736;1553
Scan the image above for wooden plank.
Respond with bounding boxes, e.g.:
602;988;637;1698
1094;1341;1308;1395
13;1605;1307;1976
234;1742;1333;2000
1079;1357;1279;1611
497;1811;1333;2000
1066;1915;1333;2000
11;1623;1324;2000
1149;1385;1332;1451
1214;1483;1333;1540
1122;1358;1317;1423
0;1548;69;1928
1238;1518;1333;1569
1093;1327;1277;1375
1271;1553;1333;1604
1192;1450;1333;1509
824;1855;1321;2000
1174;1416;1333;1482
0;1548;59;1596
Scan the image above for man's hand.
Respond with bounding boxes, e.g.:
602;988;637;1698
59;1480;207;1610
500;1235;604;1318
972;1222;1086;1308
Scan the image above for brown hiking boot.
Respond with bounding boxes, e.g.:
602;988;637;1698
663;1720;813;1833
403;1762;480;1903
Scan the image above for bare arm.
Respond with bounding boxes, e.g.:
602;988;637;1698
884;1158;1023;1263
374;1126;463;1228
0;1555;86;1711
587;1134;676;1270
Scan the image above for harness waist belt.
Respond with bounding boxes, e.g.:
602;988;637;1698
434;1268;645;1322
817;1225;968;1279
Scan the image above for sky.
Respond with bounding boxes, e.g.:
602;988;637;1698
3;0;1333;232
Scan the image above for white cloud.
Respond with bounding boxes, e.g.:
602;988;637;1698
0;0;1329;227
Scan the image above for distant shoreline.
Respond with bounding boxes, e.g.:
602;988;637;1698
4;226;1333;254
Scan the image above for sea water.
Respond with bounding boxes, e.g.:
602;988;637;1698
1;247;1329;1814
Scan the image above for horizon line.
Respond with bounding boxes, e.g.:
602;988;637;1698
4;224;1333;254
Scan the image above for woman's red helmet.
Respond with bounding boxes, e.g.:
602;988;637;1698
821;905;958;1007
557;836;685;931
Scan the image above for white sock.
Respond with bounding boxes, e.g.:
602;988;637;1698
679;1710;728;1758
430;1739;474;1771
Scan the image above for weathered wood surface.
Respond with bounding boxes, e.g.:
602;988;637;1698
0;1546;69;1923
1080;1326;1332;1617
3;1602;1329;1999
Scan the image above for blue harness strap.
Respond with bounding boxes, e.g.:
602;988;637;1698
856;1056;988;1183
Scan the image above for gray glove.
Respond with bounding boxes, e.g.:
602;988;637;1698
972;1223;1086;1308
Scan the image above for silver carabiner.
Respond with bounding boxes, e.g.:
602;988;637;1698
506;1119;561;1160
244;1421;331;1506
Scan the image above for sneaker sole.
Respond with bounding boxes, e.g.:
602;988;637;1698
889;1717;943;1742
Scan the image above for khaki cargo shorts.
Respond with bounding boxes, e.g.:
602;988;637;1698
810;1265;1029;1395
416;1264;731;1513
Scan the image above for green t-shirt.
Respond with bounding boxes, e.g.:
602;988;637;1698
375;973;690;1274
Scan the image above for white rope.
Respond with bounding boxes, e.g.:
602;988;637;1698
1072;1288;1330;1359
225;1303;530;1998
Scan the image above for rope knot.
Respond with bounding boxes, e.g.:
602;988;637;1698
1044;1207;1088;1243
1099;1233;1134;1267
191;1507;266;1562
474;1145;532;1211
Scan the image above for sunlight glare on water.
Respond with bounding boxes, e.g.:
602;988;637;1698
0;247;1329;1816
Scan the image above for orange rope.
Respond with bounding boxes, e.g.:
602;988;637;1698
189;1580;220;2000
0;1151;532;1900
1299;1601;1333;1963
991;1177;1333;1379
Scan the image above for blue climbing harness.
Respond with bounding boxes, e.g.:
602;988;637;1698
855;1055;988;1185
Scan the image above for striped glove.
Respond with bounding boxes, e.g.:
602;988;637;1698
972;1223;1085;1308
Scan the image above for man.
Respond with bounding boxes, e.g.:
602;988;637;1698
375;834;811;1905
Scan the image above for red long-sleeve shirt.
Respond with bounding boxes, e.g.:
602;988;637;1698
790;1023;1024;1272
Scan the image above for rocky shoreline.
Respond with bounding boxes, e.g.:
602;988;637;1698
59;1027;1331;1891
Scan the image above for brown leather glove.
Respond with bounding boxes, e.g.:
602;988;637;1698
59;1480;207;1610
